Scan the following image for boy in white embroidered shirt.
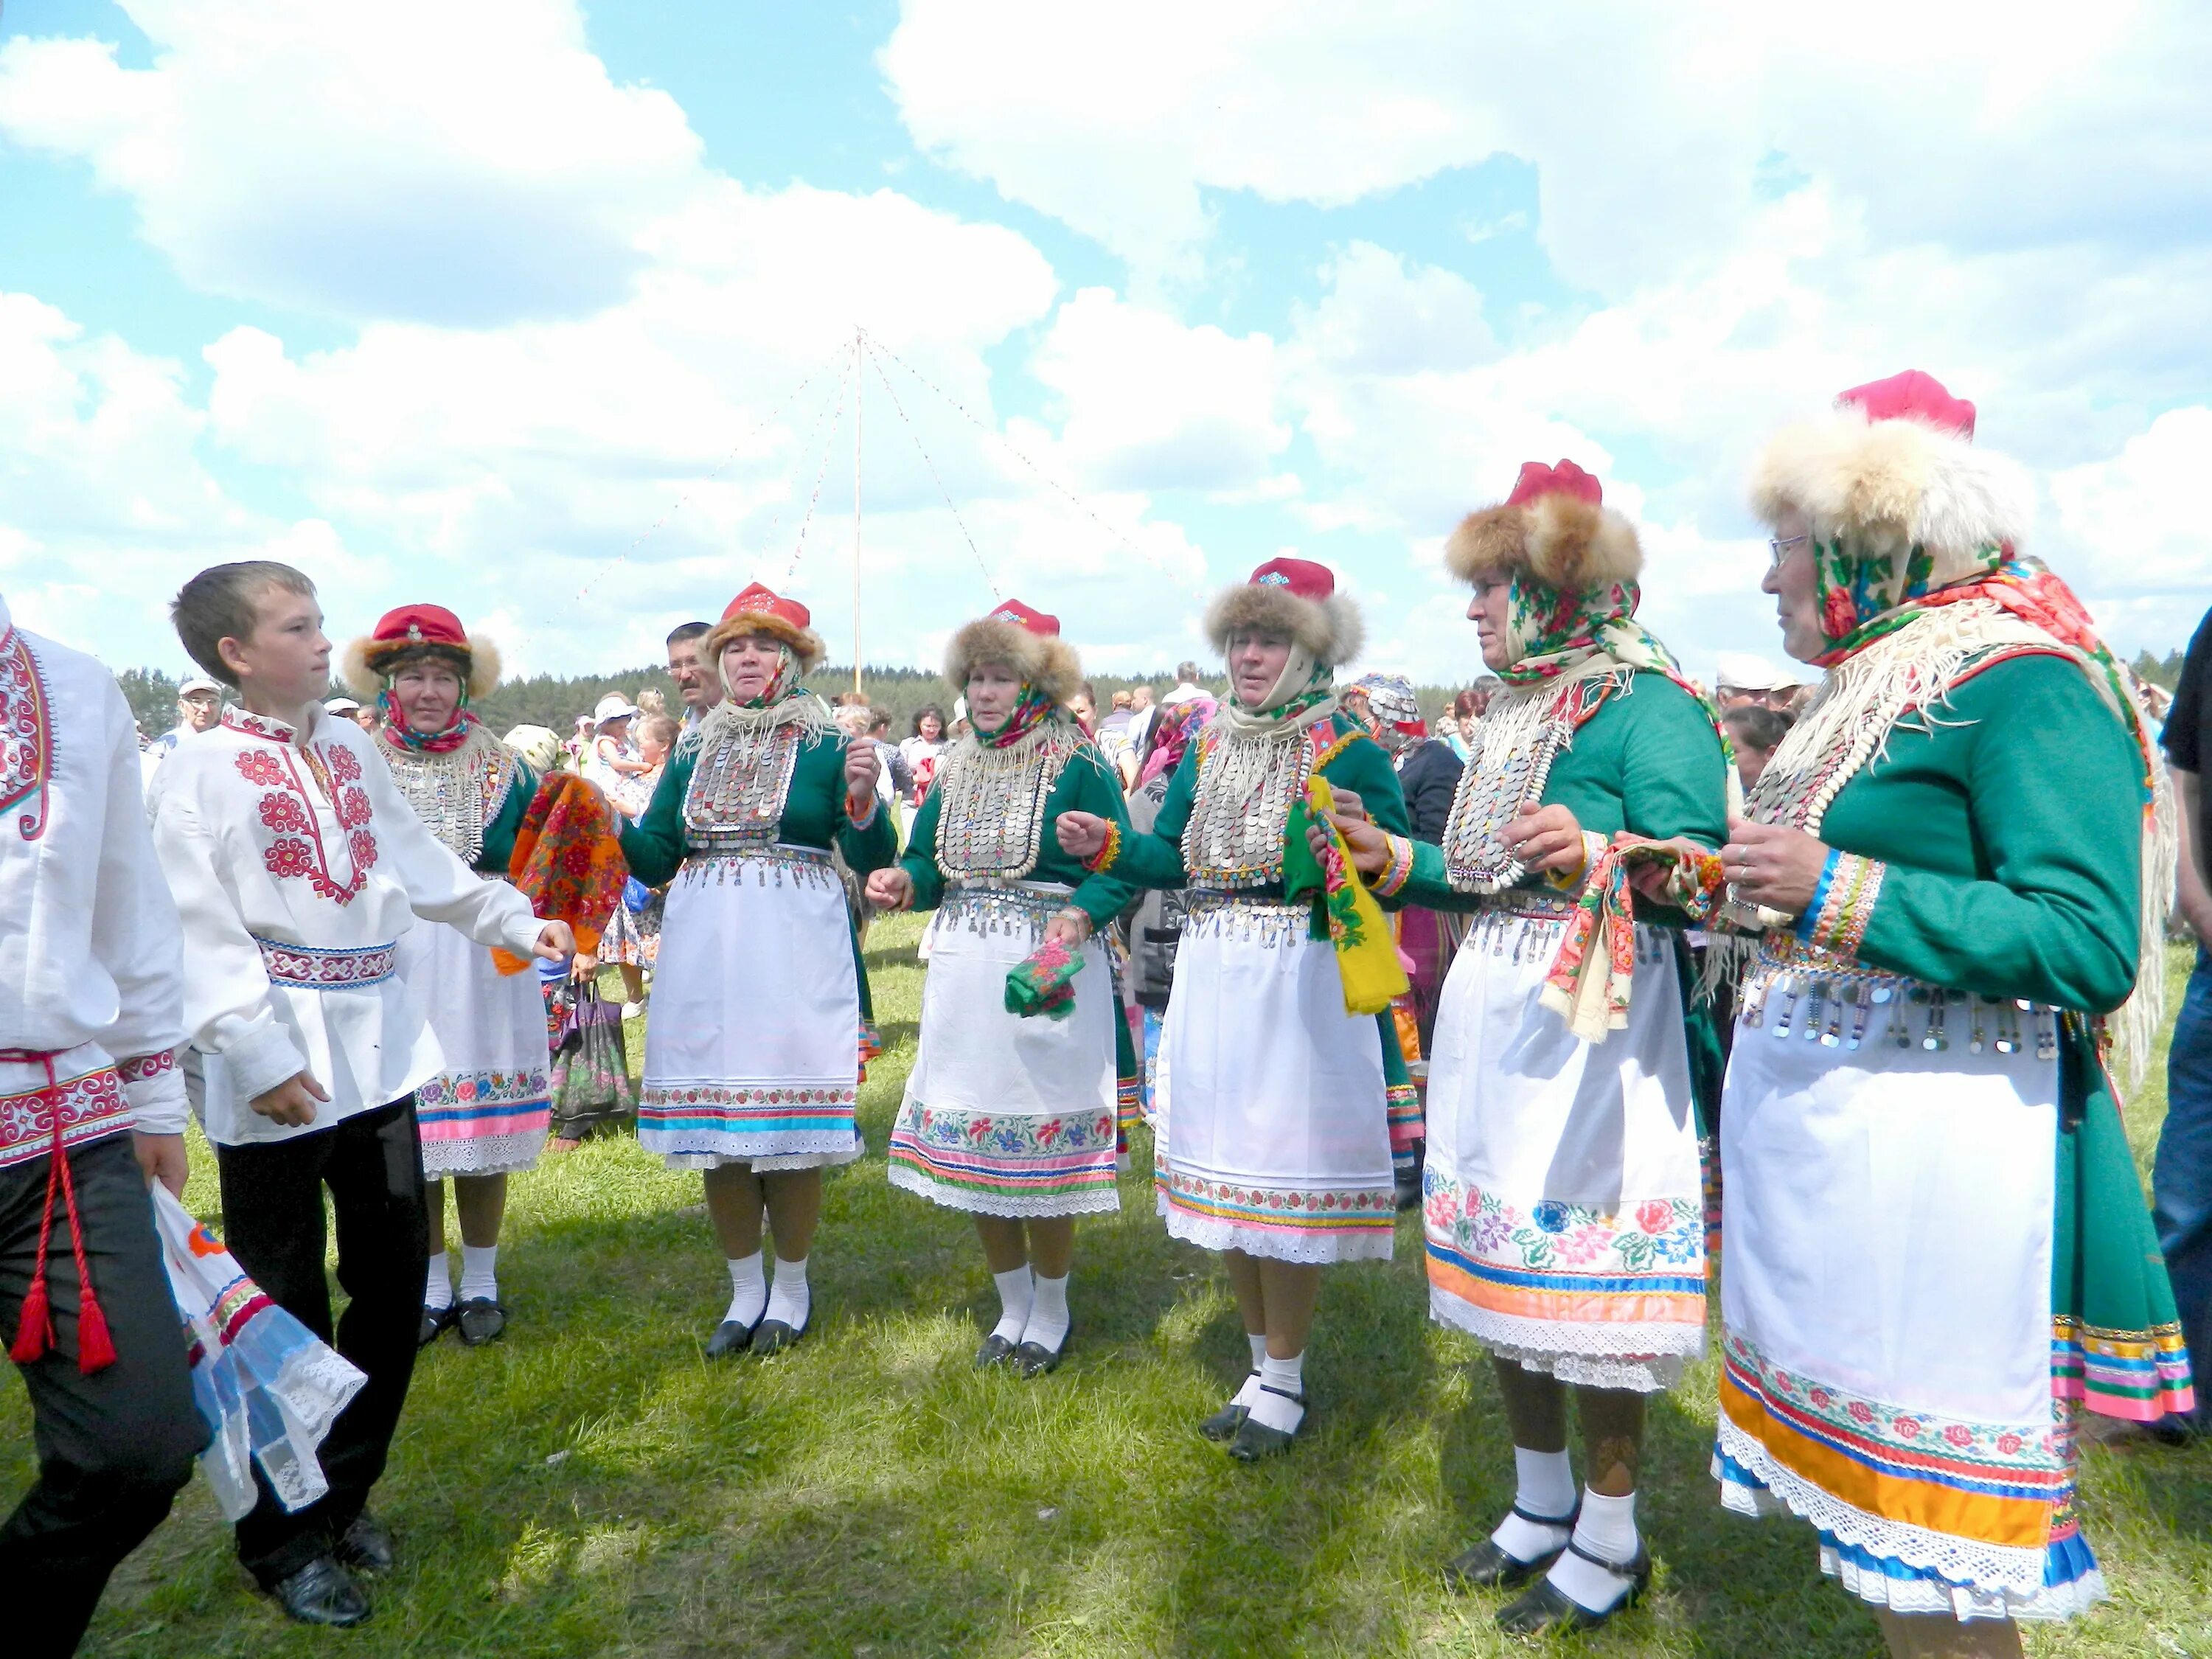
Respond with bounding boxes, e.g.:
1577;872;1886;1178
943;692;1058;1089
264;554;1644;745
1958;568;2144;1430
146;562;572;1629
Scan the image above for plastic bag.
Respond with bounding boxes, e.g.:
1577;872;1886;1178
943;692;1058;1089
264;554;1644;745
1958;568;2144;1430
550;982;634;1140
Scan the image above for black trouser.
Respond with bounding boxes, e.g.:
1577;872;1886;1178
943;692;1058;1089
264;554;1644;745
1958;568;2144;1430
1;1133;206;1658
215;1096;427;1587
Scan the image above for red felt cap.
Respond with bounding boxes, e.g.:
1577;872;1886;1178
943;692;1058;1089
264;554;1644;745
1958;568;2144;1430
1248;556;1335;602
984;597;1060;637
1837;370;1976;440
1504;459;1603;509
369;603;470;650
722;581;812;633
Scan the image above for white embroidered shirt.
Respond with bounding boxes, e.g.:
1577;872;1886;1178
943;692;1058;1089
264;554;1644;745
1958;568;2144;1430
0;596;189;1166
147;700;541;1147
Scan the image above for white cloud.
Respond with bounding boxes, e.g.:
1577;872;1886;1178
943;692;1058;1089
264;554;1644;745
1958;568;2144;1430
1029;288;1288;491
2049;408;2212;615
0;0;703;324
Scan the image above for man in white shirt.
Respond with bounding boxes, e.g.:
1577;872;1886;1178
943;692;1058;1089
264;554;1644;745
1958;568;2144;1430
665;620;721;732
136;673;221;785
0;593;208;1657
147;561;571;1628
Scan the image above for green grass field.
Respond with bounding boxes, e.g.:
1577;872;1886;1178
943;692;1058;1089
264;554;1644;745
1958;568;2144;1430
11;923;2210;1657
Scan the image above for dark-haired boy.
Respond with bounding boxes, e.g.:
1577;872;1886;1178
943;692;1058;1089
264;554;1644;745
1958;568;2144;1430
147;563;572;1627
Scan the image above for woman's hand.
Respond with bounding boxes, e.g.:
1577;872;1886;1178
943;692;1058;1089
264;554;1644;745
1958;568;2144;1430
1501;804;1585;874
132;1131;189;1197
844;736;881;809
1056;810;1109;860
1045;908;1091;950
1327;788;1367;823
570;951;598;982
534;922;576;961
1308;810;1394;878
1621;835;1714;903
1722;817;1829;917
864;867;915;911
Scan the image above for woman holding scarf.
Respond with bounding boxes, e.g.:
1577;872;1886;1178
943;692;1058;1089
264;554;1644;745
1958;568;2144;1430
1327;464;1729;1632
620;582;894;1357
1057;557;1416;1459
347;605;552;1348
1694;373;2191;1655
864;601;1134;1375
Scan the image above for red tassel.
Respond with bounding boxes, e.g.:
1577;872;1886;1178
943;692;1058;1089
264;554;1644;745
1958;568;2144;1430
73;1287;116;1374
9;1277;52;1363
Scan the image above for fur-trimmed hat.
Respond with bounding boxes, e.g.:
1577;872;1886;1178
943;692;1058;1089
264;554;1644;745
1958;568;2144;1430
1444;460;1642;594
342;603;501;700
942;597;1082;705
1748;369;2032;574
703;582;827;672
1202;557;1365;667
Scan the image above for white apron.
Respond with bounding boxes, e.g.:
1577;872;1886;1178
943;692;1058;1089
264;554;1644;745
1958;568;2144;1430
640;844;866;1172
1714;947;2092;1620
399;902;552;1179
889;881;1119;1217
1153;893;1394;1264
1421;894;1706;1391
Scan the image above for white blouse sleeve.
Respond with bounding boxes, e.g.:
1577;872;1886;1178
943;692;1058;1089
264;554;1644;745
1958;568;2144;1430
93;681;190;1133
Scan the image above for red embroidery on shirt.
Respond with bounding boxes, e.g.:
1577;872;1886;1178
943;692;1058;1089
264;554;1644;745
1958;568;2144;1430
0;629;55;841
230;733;376;904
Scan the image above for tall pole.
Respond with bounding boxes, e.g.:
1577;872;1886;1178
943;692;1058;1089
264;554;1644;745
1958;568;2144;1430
852;328;863;698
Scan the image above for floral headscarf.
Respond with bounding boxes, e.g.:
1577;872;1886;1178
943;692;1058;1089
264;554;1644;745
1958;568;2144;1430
974;682;1064;751
1805;537;1987;666
1138;693;1217;787
377;684;481;754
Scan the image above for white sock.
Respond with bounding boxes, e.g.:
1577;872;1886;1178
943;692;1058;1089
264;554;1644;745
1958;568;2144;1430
1023;1270;1069;1354
1246;1332;1269;1371
990;1265;1034;1343
764;1254;810;1331
1489;1446;1577;1562
723;1251;766;1329
1545;1488;1642;1613
459;1244;499;1304
423;1251;453;1311
1247;1350;1306;1433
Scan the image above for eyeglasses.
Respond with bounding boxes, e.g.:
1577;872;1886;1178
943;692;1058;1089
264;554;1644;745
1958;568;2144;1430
1767;533;1810;571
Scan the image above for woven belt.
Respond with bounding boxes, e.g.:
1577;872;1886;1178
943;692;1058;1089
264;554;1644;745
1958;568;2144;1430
254;936;398;990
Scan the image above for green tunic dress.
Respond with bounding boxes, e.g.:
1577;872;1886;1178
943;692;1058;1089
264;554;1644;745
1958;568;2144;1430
1714;650;2185;1619
1397;673;1730;1391
619;717;897;1169
886;737;1141;1216
380;734;553;1178
1094;710;1416;1262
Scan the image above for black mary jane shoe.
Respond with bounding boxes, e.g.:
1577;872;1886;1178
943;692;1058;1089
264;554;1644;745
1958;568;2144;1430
975;1333;1018;1368
269;1555;371;1627
1199;1374;1259;1441
706;1316;759;1360
417;1304;456;1349
333;1512;397;1576
751;1317;807;1357
1443;1501;1580;1592
1494;1539;1652;1636
1013;1336;1065;1378
1225;1386;1307;1461
454;1297;508;1347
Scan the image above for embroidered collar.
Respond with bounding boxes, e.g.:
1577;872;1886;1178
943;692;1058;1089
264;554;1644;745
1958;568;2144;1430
222;706;302;744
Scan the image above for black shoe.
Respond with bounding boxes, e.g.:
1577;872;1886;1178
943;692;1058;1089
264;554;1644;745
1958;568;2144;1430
706;1317;757;1360
268;1555;370;1627
975;1333;1018;1368
752;1318;806;1357
417;1304;456;1349
1225;1386;1307;1461
454;1298;507;1346
333;1512;397;1575
1200;1374;1258;1441
1394;1140;1427;1212
1442;1501;1579;1591
1495;1540;1652;1635
1013;1335;1065;1377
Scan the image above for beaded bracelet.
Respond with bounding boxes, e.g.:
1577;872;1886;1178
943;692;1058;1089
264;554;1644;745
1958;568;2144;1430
1794;849;1885;961
1374;833;1416;898
1083;819;1122;874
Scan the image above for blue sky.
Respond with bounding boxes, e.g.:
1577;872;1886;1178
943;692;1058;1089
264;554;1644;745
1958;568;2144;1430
4;1;2209;691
